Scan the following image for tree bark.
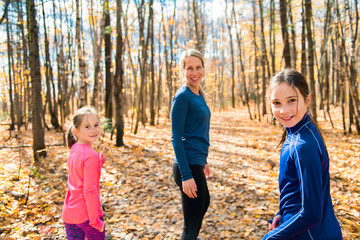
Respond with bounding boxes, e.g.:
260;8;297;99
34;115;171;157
149;0;155;126
6;14;15;131
305;0;317;121
280;0;291;68
76;0;87;108
114;0;125;146
104;0;113;121
41;0;60;129
26;0;46;160
226;0;235;108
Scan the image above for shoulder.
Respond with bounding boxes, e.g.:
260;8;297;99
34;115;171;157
293;132;322;161
172;86;191;106
83;145;99;162
173;86;191;100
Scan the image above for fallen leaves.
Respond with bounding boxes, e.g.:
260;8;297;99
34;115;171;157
0;106;359;239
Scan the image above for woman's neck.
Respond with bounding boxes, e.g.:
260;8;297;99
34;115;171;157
186;84;200;95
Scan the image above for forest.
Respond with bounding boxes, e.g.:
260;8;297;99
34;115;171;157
0;0;359;239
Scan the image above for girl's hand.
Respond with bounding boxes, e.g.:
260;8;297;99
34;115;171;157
204;164;210;179
100;151;106;164
182;178;197;198
100;222;105;232
269;215;281;230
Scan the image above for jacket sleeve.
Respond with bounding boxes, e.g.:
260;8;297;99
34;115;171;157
171;93;193;181
83;152;104;231
263;142;323;240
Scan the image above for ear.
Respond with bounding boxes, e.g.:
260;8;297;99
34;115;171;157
72;127;79;138
306;94;311;106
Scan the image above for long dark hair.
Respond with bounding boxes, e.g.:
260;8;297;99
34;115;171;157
66;106;99;149
268;69;325;149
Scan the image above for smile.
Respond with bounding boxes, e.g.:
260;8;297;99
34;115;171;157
282;116;295;122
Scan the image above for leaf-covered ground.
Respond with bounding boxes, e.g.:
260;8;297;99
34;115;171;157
0;106;359;239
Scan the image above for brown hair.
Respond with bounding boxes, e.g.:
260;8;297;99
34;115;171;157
66;106;99;149
268;69;325;149
179;49;206;100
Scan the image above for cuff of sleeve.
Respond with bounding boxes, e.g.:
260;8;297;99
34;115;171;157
182;173;193;181
90;218;104;232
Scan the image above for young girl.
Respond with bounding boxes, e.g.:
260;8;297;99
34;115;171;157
171;49;211;239
263;69;342;240
62;106;106;240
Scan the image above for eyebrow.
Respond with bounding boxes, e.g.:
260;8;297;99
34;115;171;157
271;96;298;101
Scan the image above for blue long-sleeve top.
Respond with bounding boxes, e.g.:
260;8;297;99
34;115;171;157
171;85;211;181
263;114;342;240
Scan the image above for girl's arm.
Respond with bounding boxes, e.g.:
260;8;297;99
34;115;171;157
83;152;104;231
263;142;323;240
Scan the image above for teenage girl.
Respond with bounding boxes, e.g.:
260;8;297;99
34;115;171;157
263;69;342;239
171;49;211;240
62;106;106;240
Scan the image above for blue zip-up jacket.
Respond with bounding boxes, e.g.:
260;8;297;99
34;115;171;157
171;86;211;181
263;114;342;240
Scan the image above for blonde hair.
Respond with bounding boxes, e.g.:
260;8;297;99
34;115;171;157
179;49;206;100
66;106;99;149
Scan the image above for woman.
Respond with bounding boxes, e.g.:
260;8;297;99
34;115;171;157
171;49;211;240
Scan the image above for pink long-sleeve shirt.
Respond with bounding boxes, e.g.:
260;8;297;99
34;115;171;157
62;143;104;231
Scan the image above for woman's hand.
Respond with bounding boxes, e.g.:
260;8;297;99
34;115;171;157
182;178;197;198
269;215;281;230
203;164;210;179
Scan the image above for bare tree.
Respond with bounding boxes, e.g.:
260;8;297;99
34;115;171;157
104;0;113;121
280;0;291;68
114;0;125;146
225;0;235;108
76;0;88;107
305;0;317;121
26;0;46;160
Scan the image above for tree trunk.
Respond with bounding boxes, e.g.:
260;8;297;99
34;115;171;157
347;0;360;133
269;0;276;74
41;0;59;129
26;0;46;160
252;0;261;121
114;0;125;146
76;0;87;108
288;0;297;69
232;0;252;119
301;0;307;76
6;14;15;131
90;0;105;108
149;0;155;126
305;0;317;121
226;0;235;108
259;0;268;115
104;0;113;121
280;0;291;68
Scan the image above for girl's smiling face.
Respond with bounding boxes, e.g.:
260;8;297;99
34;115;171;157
73;114;101;147
270;82;311;128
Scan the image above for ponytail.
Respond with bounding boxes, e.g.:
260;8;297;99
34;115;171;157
66;125;77;149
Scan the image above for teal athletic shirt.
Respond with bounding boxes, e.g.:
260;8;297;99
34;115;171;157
171;85;211;181
263;114;342;240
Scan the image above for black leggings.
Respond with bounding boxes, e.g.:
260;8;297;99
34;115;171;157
173;163;210;240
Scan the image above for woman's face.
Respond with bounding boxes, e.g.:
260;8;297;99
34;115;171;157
270;82;311;128
184;56;204;93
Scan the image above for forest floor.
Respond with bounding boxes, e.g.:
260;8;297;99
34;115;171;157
0;106;359;239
